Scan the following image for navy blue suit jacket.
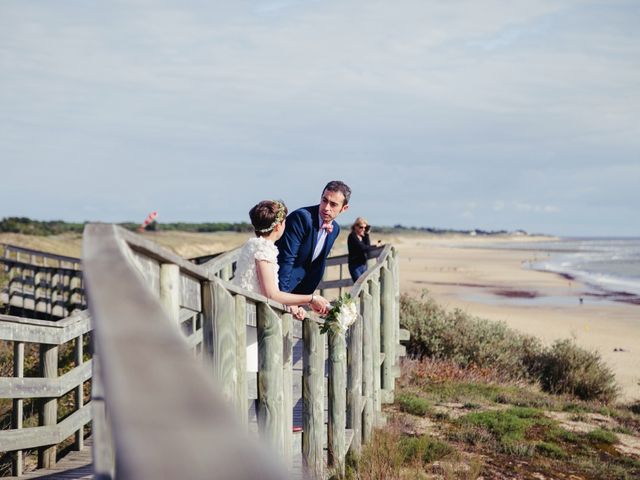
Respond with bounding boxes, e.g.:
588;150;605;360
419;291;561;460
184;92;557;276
276;205;340;294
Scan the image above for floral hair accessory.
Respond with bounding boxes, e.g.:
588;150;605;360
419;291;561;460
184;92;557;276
255;200;286;233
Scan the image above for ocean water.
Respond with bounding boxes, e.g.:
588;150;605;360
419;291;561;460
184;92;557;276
526;237;640;300
456;237;640;306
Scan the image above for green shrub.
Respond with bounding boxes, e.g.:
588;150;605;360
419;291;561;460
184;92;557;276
539;339;618;402
586;428;618;445
536;441;567;458
396;393;431;416
399;435;453;464
400;294;619;402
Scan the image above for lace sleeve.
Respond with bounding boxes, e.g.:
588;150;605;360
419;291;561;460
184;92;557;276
253;240;278;264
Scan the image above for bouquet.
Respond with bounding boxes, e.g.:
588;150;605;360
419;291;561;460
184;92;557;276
320;293;358;335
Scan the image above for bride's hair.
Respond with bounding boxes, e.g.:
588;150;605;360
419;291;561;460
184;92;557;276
250;200;288;237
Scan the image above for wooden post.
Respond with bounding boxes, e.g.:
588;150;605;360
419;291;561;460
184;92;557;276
347;310;363;454
302;317;324;479
235;295;248;425
159;263;180;323
381;265;396;396
370;276;382;413
75;335;85;450
361;288;374;444
282;312;293;471
328;330;347;475
12;341;24;476
39;343;58;468
257;302;285;454
203;280;237;403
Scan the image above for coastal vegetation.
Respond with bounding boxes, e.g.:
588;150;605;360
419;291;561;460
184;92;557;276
341;295;639;479
400;293;618;402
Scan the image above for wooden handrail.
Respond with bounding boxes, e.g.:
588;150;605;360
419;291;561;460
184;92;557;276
83;223;286;479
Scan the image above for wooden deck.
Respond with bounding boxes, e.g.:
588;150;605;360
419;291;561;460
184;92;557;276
5;438;93;480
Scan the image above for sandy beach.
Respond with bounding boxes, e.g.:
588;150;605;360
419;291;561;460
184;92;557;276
377;233;640;403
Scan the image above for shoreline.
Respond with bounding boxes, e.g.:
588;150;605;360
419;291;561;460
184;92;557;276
383;233;640;403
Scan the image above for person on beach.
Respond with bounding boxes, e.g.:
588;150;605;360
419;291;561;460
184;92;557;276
276;180;351;304
233;200;331;319
347;216;377;282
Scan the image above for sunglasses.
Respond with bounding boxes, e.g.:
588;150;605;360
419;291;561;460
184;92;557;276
357;224;367;228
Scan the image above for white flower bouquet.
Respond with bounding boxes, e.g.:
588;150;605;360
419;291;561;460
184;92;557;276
320;293;358;335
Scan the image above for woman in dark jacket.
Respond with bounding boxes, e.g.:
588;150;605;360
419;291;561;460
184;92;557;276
348;217;374;282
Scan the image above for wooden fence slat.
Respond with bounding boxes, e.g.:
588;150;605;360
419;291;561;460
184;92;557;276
257;302;285;455
370;277;382;414
303;317;324;479
38;343;58;469
160;263;181;323
235;295;248;425
381;265;396;397
328;330;347;476
282;312;293;471
208;279;238;403
347;312;363;454
361;288;374;444
12;341;24;476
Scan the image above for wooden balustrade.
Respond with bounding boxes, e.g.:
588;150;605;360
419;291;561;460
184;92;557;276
1;225;406;479
0;310;92;476
0;244;85;319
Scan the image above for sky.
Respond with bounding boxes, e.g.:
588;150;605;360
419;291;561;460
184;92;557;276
1;1;639;237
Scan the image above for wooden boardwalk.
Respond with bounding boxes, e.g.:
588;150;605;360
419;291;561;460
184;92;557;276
5;438;93;480
1;226;404;479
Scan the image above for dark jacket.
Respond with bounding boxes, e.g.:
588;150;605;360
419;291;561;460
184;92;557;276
276;205;340;294
347;231;373;269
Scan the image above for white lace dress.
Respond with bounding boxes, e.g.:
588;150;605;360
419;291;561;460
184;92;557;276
232;237;279;373
233;237;279;294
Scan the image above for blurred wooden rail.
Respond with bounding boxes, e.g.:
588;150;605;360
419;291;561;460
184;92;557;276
1;225;406;479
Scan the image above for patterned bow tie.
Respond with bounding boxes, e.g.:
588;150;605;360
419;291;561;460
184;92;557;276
321;222;334;233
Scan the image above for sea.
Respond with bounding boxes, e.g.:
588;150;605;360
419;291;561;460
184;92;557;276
489;237;640;305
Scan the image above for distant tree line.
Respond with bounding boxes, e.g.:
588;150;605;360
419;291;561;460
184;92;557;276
1;217;523;237
0;217;254;236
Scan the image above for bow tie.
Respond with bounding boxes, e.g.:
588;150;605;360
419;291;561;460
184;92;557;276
321;222;334;233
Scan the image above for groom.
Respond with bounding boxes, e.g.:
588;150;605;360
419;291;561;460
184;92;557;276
277;180;351;301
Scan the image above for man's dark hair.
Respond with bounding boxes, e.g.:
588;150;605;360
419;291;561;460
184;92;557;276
323;180;352;206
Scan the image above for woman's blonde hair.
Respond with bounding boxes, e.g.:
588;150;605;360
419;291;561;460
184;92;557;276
351;217;369;233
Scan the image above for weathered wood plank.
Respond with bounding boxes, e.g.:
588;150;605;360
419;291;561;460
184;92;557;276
257;302;285;455
347;312;363;454
370;277;382;413
208;280;237;403
328;330;347;476
83;223;287;479
12;341;24;476
38;343;58;468
0;311;91;345
0;404;92;451
160;263;180;323
282;312;293;471
361;288;374;444
0;360;92;398
235;295;248;425
303;317;324;479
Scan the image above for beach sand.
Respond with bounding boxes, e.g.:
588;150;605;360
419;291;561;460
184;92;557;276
380;233;640;403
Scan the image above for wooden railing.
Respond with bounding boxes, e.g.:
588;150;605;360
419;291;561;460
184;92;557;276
0;244;85;319
1;224;405;478
0;310;92;477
